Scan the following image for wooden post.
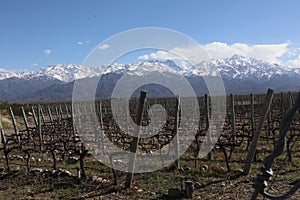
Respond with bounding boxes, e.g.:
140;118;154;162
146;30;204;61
47;106;54;123
243;89;274;175
40;106;45;124
20;107;30;135
174;95;180;169
58;105;63;119
239;95;244;123
205;94;209;132
55;106;60;120
251;92;300;199
38;105;43;153
79;143;87;179
71;105;77;138
98;101;105;153
110;153;118;185
0;111;6;145
288;91;292;109
250;93;255;132
267;105;272;138
125;91;147;189
125;100;130;134
31;106;38;128
185;180;194;198
205;94;212;160
0;111;9;171
9;107;20;144
230;94;236;145
281;92;285;115
65;104;70;118
98;102;103;128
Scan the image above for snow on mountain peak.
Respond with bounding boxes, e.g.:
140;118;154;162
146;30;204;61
1;55;299;82
36;64;83;82
195;54;296;80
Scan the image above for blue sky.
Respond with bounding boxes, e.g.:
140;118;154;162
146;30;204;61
1;0;300;71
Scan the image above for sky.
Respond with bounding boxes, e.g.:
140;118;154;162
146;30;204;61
1;0;300;71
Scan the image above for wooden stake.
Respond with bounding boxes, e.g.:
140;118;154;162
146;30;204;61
125;91;147;189
230;94;236;145
250;93;255;133
0;111;6;145
9;107;20;144
40;106;46;124
38;105;43;152
174;95;180;169
21;107;30;135
47;106;54;123
205;94;212;160
243;89;274;175
31;106;38;128
65;104;70;118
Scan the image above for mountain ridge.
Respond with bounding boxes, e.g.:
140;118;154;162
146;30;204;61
1;55;300;102
1;55;299;82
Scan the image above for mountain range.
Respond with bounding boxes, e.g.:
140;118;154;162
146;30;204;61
1;54;299;102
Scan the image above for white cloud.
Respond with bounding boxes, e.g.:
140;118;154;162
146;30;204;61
138;45;209;64
32;63;38;66
287;55;300;68
139;51;179;60
138;54;150;60
77;40;90;45
44;49;52;57
0;68;10;72
203;42;289;64
137;41;300;67
98;44;110;50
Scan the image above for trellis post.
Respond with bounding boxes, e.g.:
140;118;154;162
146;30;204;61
205;94;212;160
9;107;20;144
38;105;43;153
21;107;30;135
243;89;274;175
125;91;147;189
230;94;236;145
174;95;180;169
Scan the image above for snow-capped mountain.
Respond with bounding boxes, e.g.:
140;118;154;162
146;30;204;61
0;64;104;82
1;55;300;102
1;55;299;82
0;61;177;82
0;68;28;80
186;54;298;79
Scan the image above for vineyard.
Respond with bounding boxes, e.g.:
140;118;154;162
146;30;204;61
0;89;300;199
